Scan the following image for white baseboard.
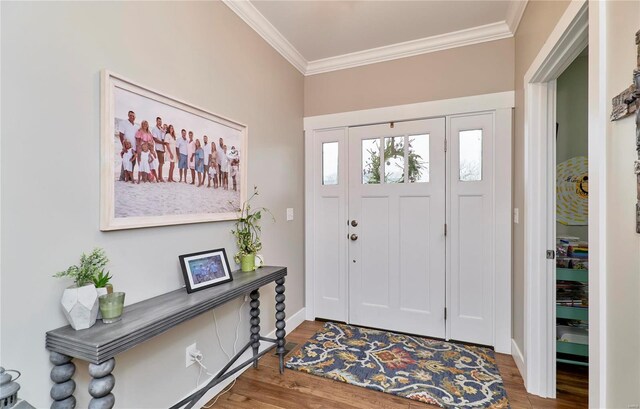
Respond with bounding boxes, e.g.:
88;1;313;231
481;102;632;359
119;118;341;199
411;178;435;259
511;338;526;385
273;307;306;338
175;307;307;408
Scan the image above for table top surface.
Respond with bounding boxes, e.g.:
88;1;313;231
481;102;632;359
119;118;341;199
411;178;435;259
46;266;287;363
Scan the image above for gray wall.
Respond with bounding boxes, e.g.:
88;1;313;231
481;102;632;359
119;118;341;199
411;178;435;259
304;38;514;117
556;54;588;241
0;2;304;407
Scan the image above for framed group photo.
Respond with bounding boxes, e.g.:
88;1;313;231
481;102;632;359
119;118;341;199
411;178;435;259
100;70;247;231
179;248;233;293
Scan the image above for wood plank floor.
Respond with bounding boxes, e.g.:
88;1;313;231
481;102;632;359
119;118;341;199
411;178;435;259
204;321;588;408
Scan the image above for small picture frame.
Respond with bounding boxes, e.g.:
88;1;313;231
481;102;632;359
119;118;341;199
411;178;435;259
179;248;233;293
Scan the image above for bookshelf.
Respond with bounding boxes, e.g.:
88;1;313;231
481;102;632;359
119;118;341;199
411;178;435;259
556;267;588;366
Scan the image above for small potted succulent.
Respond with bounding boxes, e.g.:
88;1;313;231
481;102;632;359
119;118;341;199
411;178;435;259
231;187;274;272
54;248;110;330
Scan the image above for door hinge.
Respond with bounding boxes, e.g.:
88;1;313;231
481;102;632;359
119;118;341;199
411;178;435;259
546;250;555;260
444;138;447;152
444;224;448;236
444;307;447;320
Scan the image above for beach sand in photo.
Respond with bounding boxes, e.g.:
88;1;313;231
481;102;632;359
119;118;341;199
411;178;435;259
114;179;240;217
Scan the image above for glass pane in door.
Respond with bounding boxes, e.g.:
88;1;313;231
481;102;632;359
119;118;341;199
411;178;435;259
408;134;429;183
362;138;380;184
384;136;405;183
459;129;482;181
322;142;338;185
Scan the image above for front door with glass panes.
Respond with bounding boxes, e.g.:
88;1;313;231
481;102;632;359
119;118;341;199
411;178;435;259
311;113;496;345
347;118;446;337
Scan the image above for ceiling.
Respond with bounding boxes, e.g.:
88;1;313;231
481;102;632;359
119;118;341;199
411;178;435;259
224;0;528;76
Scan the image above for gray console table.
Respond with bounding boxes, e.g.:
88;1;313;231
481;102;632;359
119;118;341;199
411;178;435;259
45;266;287;409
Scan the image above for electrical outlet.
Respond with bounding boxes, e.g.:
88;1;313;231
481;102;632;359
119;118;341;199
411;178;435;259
185;343;199;368
286;208;294;221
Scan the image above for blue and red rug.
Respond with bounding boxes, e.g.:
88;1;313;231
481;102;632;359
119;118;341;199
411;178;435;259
286;322;510;408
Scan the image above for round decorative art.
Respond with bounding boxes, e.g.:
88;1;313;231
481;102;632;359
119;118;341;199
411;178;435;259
557;156;588;225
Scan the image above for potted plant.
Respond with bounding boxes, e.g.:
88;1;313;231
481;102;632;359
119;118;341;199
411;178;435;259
92;270;113;319
54;248;110;330
231;187;274;272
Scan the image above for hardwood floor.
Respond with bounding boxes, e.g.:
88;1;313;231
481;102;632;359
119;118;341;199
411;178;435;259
204;321;588;408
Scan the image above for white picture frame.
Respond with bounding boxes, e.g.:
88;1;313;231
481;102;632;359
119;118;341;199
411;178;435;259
100;70;247;231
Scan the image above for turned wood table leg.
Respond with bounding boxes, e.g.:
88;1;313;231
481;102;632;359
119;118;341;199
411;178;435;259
88;358;116;409
249;289;261;368
275;277;286;374
50;351;76;409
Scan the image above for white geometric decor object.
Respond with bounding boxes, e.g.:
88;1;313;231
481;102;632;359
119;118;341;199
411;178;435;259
60;284;99;330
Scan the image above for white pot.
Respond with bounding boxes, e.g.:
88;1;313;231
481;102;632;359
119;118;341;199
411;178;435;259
60;284;99;330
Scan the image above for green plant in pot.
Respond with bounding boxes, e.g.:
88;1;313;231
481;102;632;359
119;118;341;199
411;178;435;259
54;248;110;330
231;186;274;272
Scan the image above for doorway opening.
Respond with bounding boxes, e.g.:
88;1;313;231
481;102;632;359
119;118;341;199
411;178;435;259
522;0;591;400
554;46;589;403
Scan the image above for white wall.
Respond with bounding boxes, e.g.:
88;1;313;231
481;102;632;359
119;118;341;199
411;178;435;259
604;1;640;407
0;2;304;407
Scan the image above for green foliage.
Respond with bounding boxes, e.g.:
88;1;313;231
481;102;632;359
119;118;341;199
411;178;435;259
53;248;110;288
363;138;425;184
231;187;274;265
92;270;113;288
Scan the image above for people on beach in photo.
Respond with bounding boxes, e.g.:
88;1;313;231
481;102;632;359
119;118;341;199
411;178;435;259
177;129;189;183
230;158;239;191
217;137;225;186
229;145;239;160
135;120;154;156
188;131;196;184
118;110;138;180
202;135;211;183
137;142;153;183
166;125;177;182
220;144;230;190
193;139;205;187
148;144;159;183
152;116;168;182
209;143;218;188
121;140;135;183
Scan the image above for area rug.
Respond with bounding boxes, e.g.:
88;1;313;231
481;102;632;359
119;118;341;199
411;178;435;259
285;322;509;408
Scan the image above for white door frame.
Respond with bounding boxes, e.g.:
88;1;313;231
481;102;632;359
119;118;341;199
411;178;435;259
304;91;513;353
522;0;597;399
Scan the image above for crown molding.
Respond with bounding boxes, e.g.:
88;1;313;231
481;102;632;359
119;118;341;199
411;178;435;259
305;21;512;75
222;0;307;74
224;0;519;76
505;0;528;34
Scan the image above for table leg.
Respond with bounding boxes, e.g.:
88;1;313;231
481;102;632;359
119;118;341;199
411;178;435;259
88;358;115;409
249;289;261;368
275;277;286;374
49;351;76;409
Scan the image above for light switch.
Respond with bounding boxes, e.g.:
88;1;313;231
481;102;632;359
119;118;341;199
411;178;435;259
286;208;294;221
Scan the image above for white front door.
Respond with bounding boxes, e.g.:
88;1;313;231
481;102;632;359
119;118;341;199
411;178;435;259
347;118;446;338
310;128;349;322
447;113;495;346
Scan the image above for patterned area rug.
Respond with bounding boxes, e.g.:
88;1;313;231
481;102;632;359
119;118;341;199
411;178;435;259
286;322;510;408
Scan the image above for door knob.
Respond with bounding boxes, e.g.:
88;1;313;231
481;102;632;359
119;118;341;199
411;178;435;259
350;234;358;241
351;220;358;227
